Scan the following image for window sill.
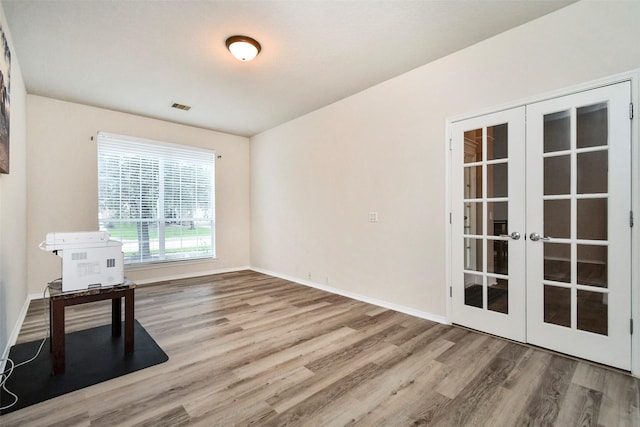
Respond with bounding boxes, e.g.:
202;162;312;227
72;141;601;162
124;257;218;272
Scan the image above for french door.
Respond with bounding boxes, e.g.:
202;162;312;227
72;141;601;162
450;82;632;370
450;107;526;342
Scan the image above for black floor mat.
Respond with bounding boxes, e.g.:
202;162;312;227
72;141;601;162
1;320;168;415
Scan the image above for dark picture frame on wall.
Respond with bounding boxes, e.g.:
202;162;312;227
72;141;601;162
0;22;10;174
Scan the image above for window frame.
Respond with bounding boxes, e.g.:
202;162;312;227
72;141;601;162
97;132;216;265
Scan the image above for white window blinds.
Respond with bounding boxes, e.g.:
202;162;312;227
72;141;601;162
97;132;215;264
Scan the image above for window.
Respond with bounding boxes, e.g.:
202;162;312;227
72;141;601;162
97;132;215;264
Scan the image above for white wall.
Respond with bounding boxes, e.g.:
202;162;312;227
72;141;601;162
27;96;250;293
0;3;27;357
250;0;640;318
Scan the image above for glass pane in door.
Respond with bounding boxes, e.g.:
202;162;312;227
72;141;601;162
577;151;608;194
544;200;570;239
464;273;483;309
462;123;510;315
577;103;608;148
464;238;483;272
487;240;508;275
487;128;510;313
544;243;570;283
487;163;508;198
488;278;508;314
577;290;608;335
464;129;483;163
544;110;570;153
544;285;571;327
577;245;607;288
540;101;612;334
464;166;482;199
544;155;570;195
577;198;607;240
464;202;483;235
487;202;507;236
487;124;508;160
574;103;610;337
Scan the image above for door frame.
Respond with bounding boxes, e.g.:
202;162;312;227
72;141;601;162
444;69;640;376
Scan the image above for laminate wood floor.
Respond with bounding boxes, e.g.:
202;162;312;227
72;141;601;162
2;270;639;426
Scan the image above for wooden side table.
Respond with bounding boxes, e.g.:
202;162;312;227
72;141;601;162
48;279;136;375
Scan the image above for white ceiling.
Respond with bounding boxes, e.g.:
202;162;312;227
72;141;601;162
3;0;575;137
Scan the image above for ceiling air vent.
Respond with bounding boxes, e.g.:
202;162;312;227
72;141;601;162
171;102;191;111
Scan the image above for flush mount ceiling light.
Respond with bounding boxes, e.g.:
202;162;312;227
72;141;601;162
225;35;261;61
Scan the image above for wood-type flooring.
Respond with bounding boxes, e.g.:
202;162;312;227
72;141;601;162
2;270;639;426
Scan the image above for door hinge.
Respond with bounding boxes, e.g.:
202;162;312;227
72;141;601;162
630;102;634;120
449;212;452;224
631;211;634;228
450;286;452;298
631;318;634;335
449;137;452;151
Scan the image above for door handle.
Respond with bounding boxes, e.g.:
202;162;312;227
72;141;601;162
529;232;551;241
500;231;521;240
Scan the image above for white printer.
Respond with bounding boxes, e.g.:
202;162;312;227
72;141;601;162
40;231;124;292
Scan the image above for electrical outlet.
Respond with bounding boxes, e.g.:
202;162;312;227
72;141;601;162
308;272;312;280
369;211;378;222
325;276;330;285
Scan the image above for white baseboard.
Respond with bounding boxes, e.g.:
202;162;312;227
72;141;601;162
132;265;252;285
1;295;31;373
251;267;448;325
28;292;44;301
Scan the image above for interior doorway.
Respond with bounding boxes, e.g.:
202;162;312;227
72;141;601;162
449;81;632;370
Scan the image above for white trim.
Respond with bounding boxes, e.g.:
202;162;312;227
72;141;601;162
28;292;43;301
630;70;640;378
1;296;31;374
132;265;251;285
444;125;453;323
251;267;448;325
123;257;222;272
448;69;639;124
